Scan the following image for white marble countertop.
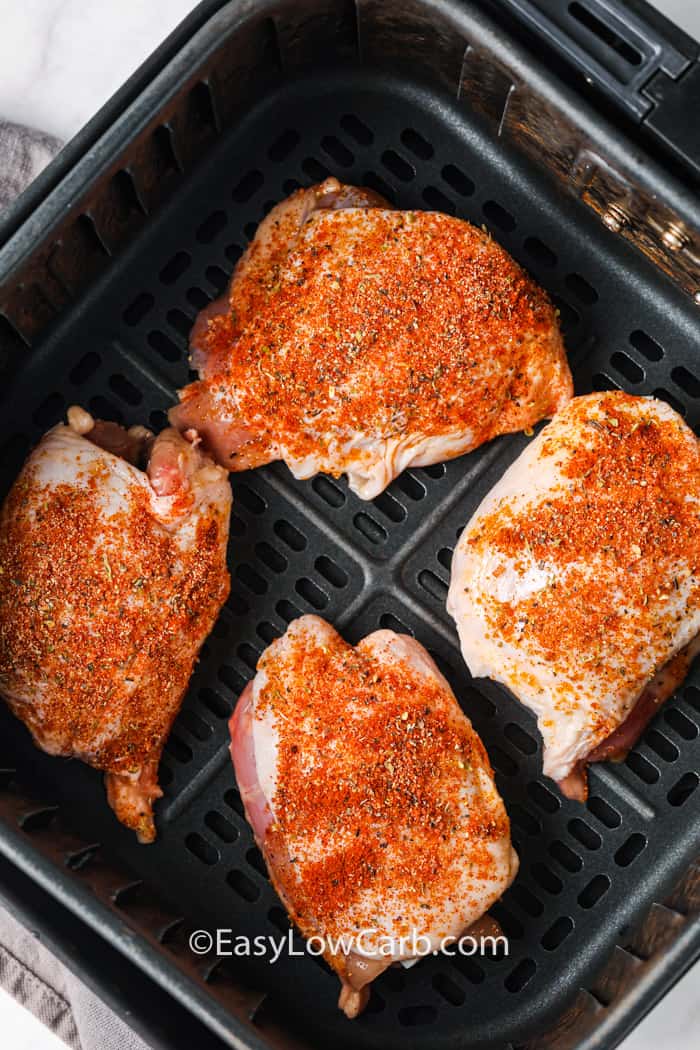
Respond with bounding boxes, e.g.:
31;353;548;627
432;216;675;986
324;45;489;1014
0;1;698;1048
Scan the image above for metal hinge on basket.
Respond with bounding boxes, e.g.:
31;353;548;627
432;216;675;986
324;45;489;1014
499;0;700;182
459;3;700;305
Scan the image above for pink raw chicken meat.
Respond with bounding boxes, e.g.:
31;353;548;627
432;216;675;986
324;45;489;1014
170;177;572;498
0;406;231;841
229;614;518;1017
448;392;700;800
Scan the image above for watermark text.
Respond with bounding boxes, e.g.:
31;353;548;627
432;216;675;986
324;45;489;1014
188;927;508;962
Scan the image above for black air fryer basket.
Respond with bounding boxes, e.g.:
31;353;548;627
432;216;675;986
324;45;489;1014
0;2;699;1049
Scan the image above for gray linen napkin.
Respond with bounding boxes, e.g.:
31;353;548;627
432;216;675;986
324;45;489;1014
0;903;150;1049
0;119;63;212
0;118;151;1050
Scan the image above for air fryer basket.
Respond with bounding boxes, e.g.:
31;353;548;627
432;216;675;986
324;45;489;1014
0;2;699;1049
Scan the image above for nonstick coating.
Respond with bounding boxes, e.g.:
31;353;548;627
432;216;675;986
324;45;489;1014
0;63;699;1050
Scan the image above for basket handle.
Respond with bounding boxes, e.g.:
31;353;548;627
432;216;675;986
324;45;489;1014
498;0;700;178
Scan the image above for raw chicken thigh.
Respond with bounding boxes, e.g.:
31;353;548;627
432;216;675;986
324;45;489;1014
229;615;518;1017
0;407;231;841
448;392;700;799
171;178;572;498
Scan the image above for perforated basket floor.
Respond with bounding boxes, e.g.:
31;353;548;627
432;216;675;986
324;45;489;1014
1;57;700;1050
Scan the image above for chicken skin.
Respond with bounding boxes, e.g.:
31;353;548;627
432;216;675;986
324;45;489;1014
0;407;231;841
170;178;572;498
229;615;518;1017
448;392;700;799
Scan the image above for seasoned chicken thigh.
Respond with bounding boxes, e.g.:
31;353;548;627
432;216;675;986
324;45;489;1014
171;178;572;498
0;408;231;841
230;615;518;1017
448;392;700;799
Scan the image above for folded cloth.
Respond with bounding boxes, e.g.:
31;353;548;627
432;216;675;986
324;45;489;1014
0;119;63;211
0;902;150;1049
0;123;150;1048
